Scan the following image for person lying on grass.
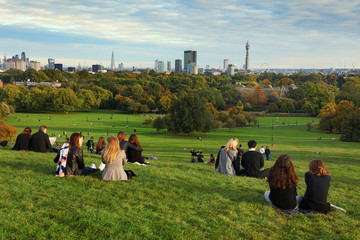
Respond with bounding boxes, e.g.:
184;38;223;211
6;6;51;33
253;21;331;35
65;133;100;176
101;135;128;181
299;159;331;214
264;154;303;215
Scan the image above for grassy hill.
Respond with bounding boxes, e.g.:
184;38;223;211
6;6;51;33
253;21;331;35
1;112;359;239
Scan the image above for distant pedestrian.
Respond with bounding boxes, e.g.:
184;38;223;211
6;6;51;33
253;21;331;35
265;146;271;160
260;146;265;155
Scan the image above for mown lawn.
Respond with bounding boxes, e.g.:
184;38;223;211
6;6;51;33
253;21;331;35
1;112;359;239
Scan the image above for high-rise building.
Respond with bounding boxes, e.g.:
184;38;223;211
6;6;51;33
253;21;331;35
167;61;171;72
21;52;26;62
189;65;198;75
245;41;250;71
157;61;165;72
227;64;235;76
110;51;115;70
175;59;182;73
67;67;76;72
154;59;158;72
92;64;103;73
184;50;197;72
5;61;15;70
48;58;55;69
54;63;63;72
119;63;124;71
15;61;26;71
224;59;229;72
30;61;41;71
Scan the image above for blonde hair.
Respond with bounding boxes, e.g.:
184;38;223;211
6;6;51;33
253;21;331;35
224;138;239;153
309;159;330;176
103;136;120;164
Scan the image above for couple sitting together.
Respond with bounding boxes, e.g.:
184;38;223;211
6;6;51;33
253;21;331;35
216;139;268;178
54;131;143;181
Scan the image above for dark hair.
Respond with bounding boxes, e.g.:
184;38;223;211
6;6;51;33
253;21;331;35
117;131;127;141
128;134;141;147
21;127;32;135
267;154;298;190
248;140;257;148
96;137;105;151
70;133;83;149
309;159;330;176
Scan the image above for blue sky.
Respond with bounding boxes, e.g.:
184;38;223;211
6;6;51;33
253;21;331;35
1;0;359;69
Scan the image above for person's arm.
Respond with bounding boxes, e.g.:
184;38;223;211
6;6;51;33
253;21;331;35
12;135;20;150
77;148;85;169
127;142;143;152
45;134;51;150
259;154;264;168
54;152;60;163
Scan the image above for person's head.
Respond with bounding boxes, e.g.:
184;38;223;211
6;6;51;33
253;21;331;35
199;151;202;154
248;140;257;149
90;136;94;140
70;133;83;148
96;137;105;150
239;144;242;148
128;134;141;147
117;131;127;141
21;127;32;135
65;137;69;142
210;154;214;157
261;146;264;148
103;135;120;164
309;159;330;176
224;138;239;152
267;154;298;190
266;146;268;149
39;125;47;133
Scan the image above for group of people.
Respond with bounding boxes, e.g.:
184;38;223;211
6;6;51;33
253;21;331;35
216;138;331;215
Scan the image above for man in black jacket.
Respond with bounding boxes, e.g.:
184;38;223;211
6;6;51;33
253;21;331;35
241;140;269;179
31;125;52;153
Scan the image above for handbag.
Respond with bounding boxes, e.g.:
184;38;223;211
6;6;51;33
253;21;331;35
124;169;136;179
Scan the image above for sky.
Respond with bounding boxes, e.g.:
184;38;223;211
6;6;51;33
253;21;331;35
0;0;359;69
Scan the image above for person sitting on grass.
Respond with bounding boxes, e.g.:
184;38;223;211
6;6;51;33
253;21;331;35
95;136;106;155
241;140;269;179
65;133;100;176
197;151;204;163
215;138;238;176
117;131;143;153
12;127;32;151
101;135;128;181
299;159;331;214
86;136;95;153
126;134;148;165
31;125;52;153
264;154;303;215
54;141;70;177
207;154;215;164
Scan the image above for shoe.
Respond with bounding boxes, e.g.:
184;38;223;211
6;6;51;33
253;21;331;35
99;162;105;171
90;163;96;169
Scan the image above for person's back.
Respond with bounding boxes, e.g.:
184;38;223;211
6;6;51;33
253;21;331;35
102;150;128;181
241;140;268;179
13;131;32;151
31;126;51;153
66;145;84;175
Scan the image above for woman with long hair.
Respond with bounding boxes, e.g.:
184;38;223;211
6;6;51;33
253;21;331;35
102;136;128;181
264;154;302;215
299;159;331;214
65;133;100;176
215;138;238;175
12;127;32;151
95;136;105;155
117;131;143;152
126;134;147;164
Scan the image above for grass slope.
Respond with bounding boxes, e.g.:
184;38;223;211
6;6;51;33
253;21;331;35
1;112;359;239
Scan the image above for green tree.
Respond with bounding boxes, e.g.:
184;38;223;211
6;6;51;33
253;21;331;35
152;117;166;133
168;94;213;134
52;88;81;112
268;102;279;113
340;109;360;142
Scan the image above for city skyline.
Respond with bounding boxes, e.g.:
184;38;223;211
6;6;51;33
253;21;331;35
0;0;359;69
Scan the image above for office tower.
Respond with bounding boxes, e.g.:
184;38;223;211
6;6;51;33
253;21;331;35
224;59;229;72
119;63;124;71
154;59;158;72
30;61;41;71
67;67;76;72
77;63;82;70
227;64;235;76
110;51;115;70
48;58;55;69
55;63;63;72
184;50;197;72
245;41;250;71
5;61;15;70
175;59;182;73
157;61;165;72
92;64;103;73
21;52;26;61
189;65;198;75
167;61;171;72
15;61;26;71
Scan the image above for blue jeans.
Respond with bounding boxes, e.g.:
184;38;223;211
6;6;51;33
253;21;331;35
82;167;100;175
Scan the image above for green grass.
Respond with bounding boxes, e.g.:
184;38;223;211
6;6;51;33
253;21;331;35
1;112;359;239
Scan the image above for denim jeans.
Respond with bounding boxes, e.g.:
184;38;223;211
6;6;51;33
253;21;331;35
82;167;100;175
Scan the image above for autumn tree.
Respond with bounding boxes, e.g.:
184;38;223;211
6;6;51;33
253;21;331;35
248;89;267;106
317;102;336;132
332;100;357;133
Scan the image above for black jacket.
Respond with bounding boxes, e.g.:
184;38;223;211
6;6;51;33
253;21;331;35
241;150;265;178
31;130;51;153
12;133;31;151
65;146;84;175
120;140;143;152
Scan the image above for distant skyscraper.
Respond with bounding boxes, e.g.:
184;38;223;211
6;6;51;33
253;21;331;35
55;63;63;72
30;61;41;71
167;61;171;72
154;59;158;72
157;61;165;72
21;52;26;62
119;63;124;71
92;64;103;73
245;41;250;71
110;51;115;70
227;64;235;76
175;59;182;73
184;50;197;72
224;59;229;72
15;61;26;71
48;58;55;69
